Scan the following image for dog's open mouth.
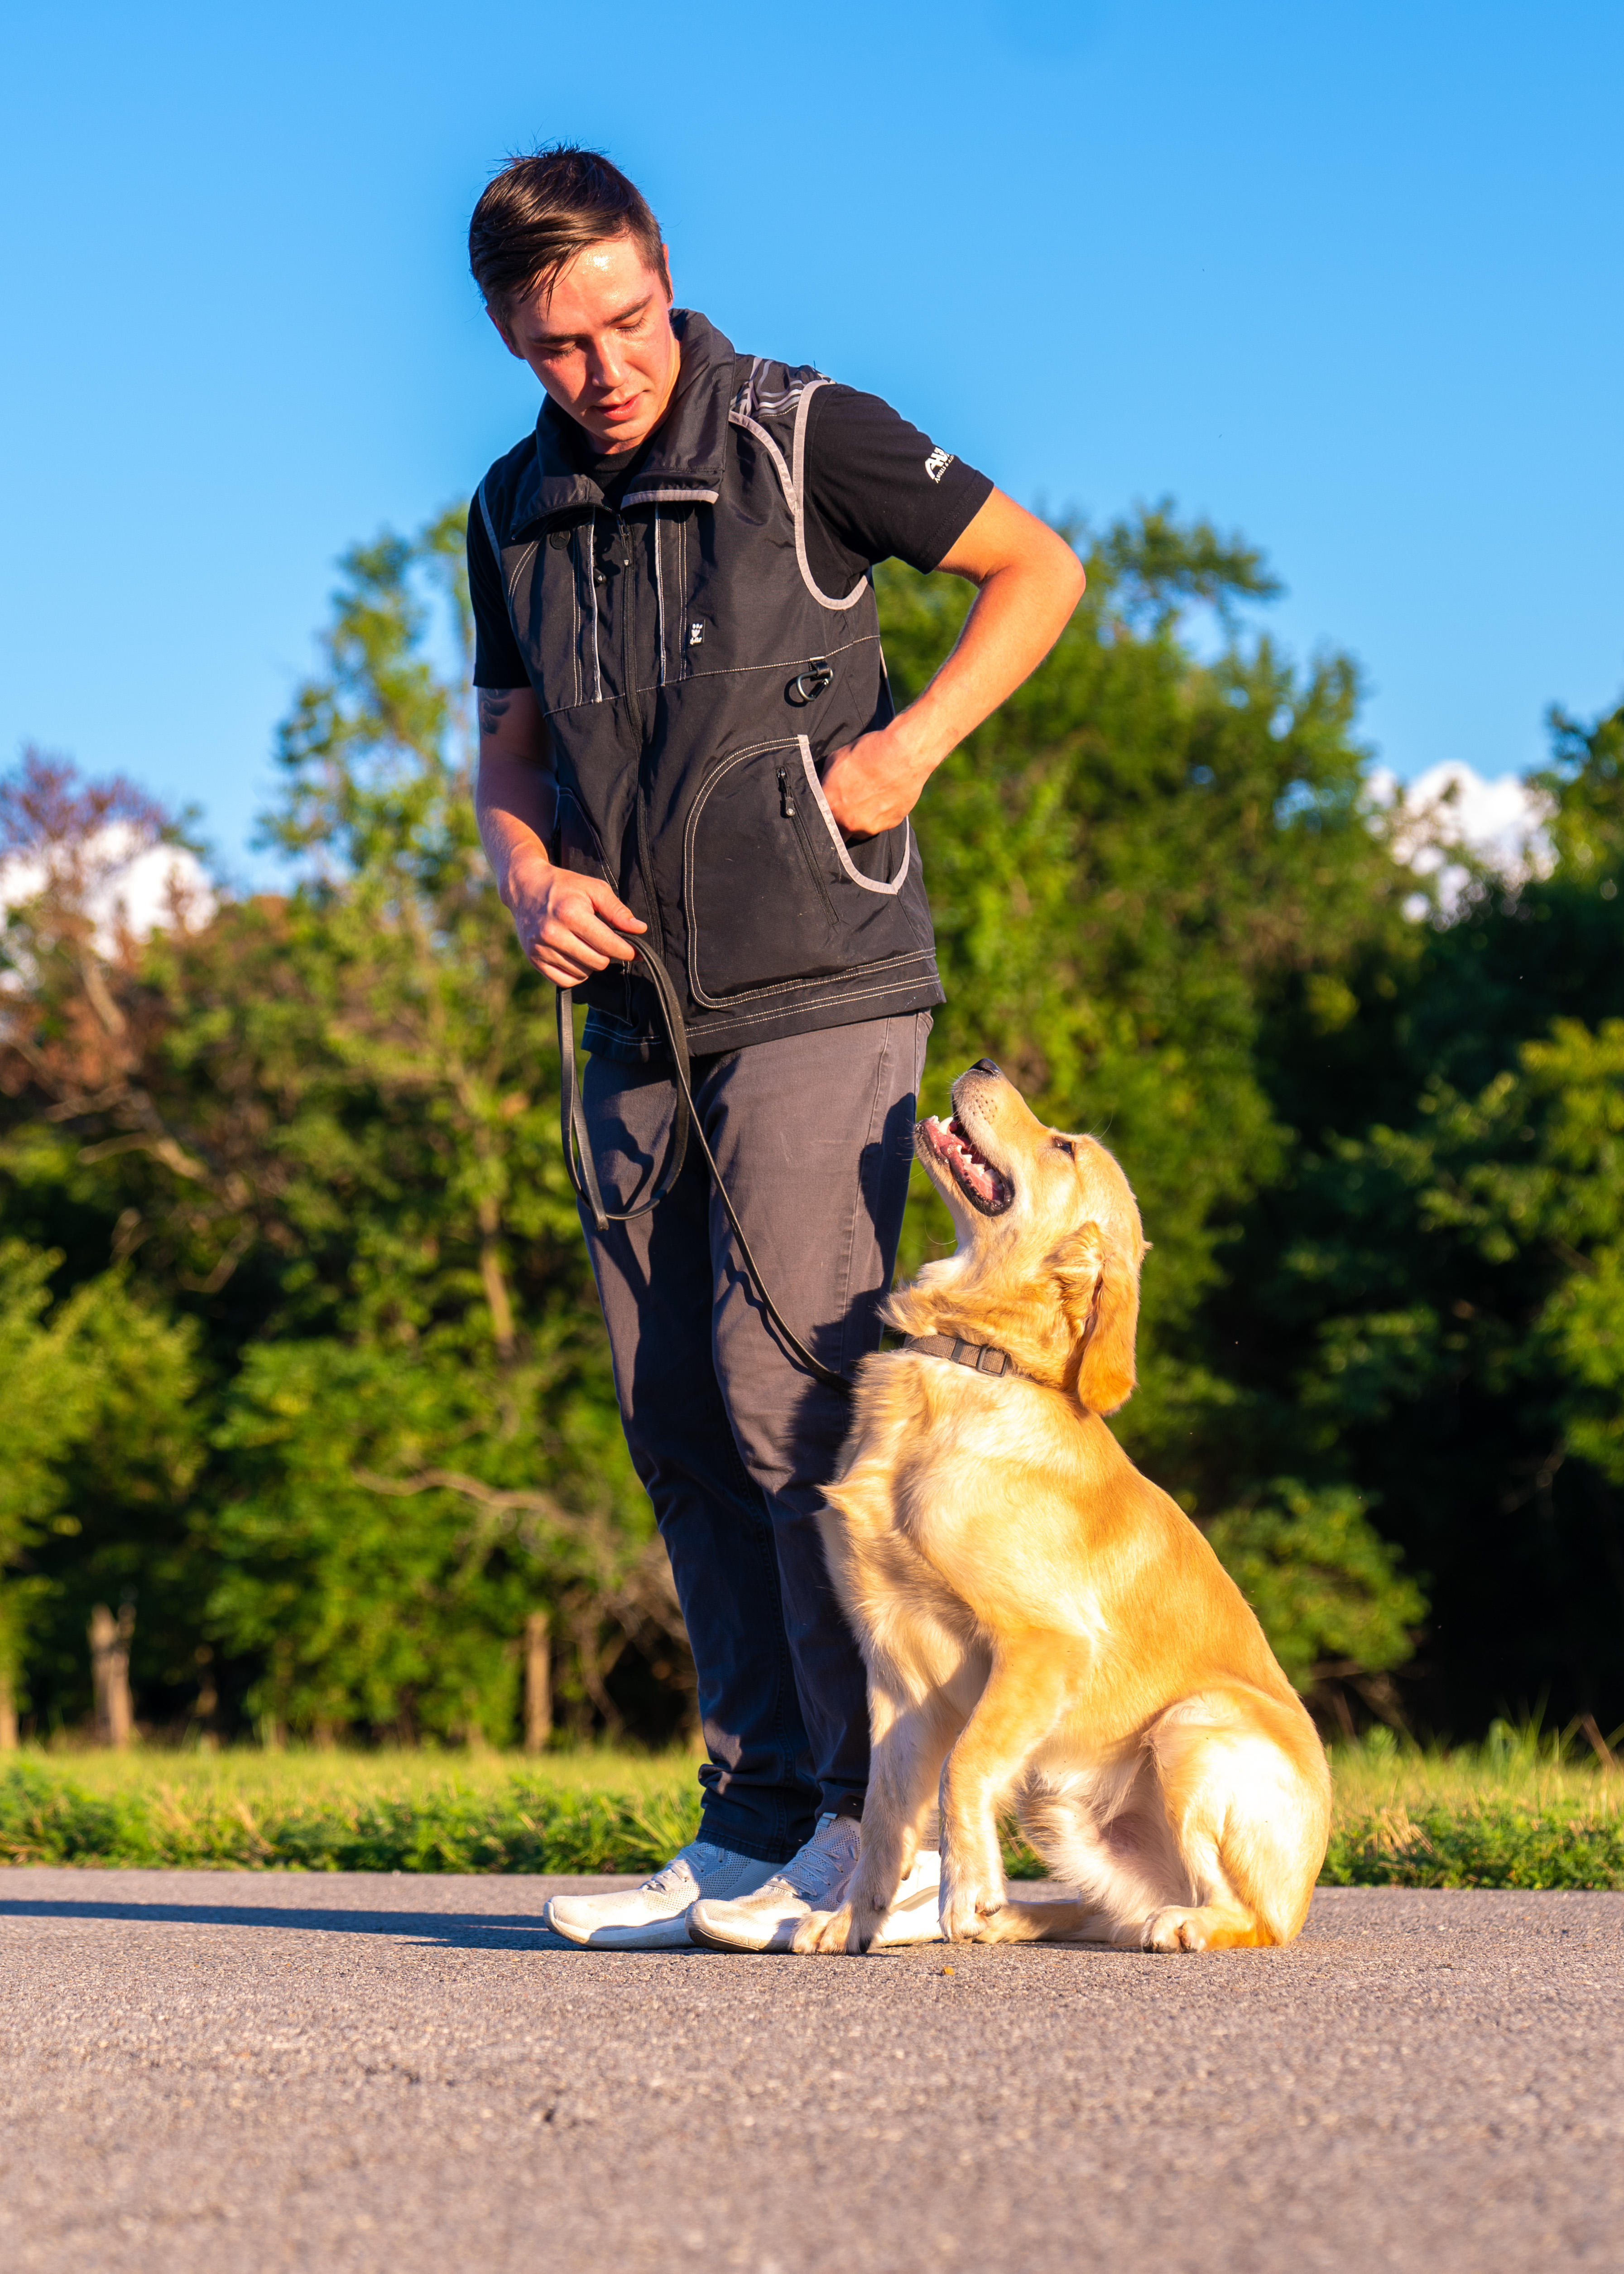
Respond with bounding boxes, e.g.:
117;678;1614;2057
918;1115;1014;1216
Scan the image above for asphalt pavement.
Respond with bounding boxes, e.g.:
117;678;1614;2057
1;1868;1620;2273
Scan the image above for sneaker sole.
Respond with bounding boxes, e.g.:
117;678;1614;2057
872;1907;946;1948
685;1914;787;1954
688;1895;943;1956
543;1903;701;1951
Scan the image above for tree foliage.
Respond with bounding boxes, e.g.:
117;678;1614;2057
2;498;1621;1744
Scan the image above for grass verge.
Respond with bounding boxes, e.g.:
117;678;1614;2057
0;1750;703;1876
1;1731;1620;1886
1321;1727;1624;1889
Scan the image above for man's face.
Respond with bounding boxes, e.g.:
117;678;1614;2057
493;233;679;455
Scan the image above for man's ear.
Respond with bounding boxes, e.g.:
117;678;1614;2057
485;303;523;359
1052;1223;1140;1414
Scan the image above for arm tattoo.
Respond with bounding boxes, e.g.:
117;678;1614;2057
478;689;515;737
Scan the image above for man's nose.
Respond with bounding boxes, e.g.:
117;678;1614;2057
973;1058;1001;1077
586;336;624;387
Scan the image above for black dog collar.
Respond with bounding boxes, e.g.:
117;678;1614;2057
902;1333;1018;1378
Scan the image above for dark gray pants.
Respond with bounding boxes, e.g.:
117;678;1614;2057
580;1012;931;1864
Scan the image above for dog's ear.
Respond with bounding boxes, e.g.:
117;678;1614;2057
1053;1223;1140;1413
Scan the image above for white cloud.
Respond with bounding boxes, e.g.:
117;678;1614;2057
0;822;215;954
1368;761;1554;917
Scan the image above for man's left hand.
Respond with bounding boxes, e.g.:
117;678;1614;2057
819;723;935;839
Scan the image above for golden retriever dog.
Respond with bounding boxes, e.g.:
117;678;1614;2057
799;1059;1331;1956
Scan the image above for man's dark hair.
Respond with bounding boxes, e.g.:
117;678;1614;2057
469;145;667;316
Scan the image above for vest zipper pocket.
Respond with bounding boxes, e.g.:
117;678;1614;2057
684;736;924;1005
778;766;839;928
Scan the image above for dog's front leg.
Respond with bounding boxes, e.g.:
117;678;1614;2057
798;1688;960;1954
939;1649;1071;1942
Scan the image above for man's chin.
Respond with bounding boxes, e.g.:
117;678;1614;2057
591;407;648;448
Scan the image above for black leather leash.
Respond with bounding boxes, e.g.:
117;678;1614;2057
556;942;847;1392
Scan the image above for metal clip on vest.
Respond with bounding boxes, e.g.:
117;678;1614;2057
556;948;848;1393
786;658;835;706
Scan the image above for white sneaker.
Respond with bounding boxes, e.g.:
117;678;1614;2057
870;1846;945;1948
543;1840;779;1950
687;1816;946;1953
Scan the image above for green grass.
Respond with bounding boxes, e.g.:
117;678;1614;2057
0;1746;704;1875
1;1725;1620;1886
1320;1723;1624;1889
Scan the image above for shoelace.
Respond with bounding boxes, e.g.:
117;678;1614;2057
645;1842;723;1897
778;1822;859;1903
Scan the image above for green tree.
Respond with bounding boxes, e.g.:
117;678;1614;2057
1213;695;1624;1732
0;1242;200;1733
0;518;684;1743
191;509;685;1741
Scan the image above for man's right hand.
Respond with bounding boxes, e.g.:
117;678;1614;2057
503;844;646;988
472;686;647;988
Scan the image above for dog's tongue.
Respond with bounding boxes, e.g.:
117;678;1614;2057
927;1114;1003;1207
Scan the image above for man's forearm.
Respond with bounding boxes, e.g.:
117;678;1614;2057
474;700;644;982
888;550;1082;777
476;742;557;905
818;493;1085;838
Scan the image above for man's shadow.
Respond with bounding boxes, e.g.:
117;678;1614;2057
0;1891;714;1954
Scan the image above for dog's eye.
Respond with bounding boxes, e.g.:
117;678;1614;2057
1052;1138;1076;1159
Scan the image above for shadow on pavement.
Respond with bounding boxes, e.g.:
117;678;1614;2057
0;1896;674;1951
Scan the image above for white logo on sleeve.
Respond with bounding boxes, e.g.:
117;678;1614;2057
923;446;955;484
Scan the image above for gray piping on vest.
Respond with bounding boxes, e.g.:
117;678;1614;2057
678;629;876;684
677;512;690;679
791;379;870;612
652;516;667;687
480;480;545;683
620;486;721;508
575;527;586;705
476;477;500;564
796;736;912;896
688;954;940;1021
535;630;880;718
584;522;603;703
727;410;797;517
500;540;538;636
732;357;824;424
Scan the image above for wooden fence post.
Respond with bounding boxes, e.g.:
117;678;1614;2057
89;1603;135;1748
524;1612;552;1755
0;1668;16;1751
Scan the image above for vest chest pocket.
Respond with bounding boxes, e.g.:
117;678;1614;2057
683;733;920;1005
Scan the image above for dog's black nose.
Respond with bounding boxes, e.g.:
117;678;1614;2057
973;1058;1001;1077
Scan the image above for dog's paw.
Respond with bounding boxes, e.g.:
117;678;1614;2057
793;1903;877;1956
940;1883;1005;1942
1141;1906;1210;1953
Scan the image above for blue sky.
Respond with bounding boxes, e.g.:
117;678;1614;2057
2;0;1620;879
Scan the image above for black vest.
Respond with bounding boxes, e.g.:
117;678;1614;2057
476;310;943;1056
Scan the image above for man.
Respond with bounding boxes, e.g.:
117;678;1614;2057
468;146;1083;1952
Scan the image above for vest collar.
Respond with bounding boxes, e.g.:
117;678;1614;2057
514;308;736;531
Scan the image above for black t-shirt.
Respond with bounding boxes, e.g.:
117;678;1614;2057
469;385;994;688
580;440;650;513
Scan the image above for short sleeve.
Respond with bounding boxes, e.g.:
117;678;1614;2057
468;495;531;689
798;387;995;596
